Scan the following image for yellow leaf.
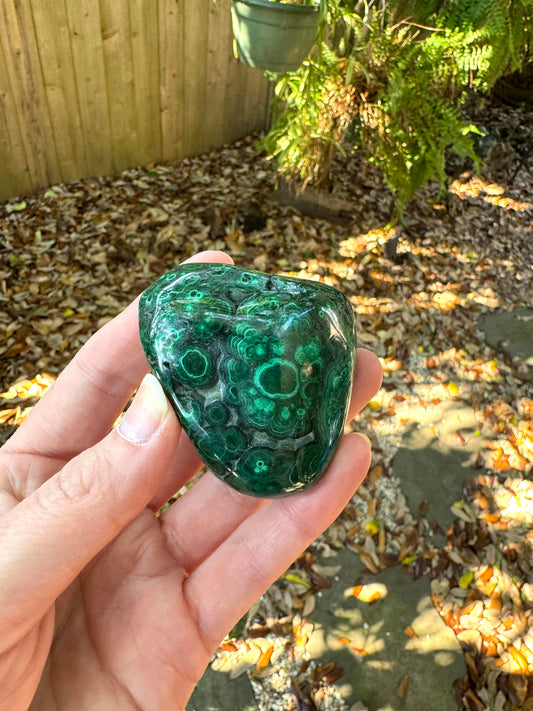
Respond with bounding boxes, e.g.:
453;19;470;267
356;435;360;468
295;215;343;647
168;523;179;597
284;573;311;589
365;519;380;536
448;382;459;395
459;570;475;589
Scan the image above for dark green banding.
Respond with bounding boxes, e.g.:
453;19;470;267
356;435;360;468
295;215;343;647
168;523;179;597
139;263;356;497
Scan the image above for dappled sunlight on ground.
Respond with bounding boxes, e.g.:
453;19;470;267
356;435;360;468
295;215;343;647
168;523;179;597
449;175;532;212
338;227;398;258
0;373;55;427
431;471;533;684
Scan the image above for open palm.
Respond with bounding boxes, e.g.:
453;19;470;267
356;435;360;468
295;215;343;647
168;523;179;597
0;251;382;711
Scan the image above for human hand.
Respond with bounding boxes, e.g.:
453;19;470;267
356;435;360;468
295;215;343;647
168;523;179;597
0;251;382;711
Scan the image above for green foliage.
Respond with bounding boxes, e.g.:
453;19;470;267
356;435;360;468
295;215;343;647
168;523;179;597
259;0;533;217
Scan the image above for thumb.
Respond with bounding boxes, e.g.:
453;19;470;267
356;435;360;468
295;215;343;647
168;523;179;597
0;373;180;647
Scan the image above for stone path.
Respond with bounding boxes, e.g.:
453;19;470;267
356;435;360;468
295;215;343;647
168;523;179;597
307;550;464;711
188;667;257;711
479;306;533;373
186;308;532;711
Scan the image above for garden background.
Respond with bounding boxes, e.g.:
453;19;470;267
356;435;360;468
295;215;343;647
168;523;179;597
1;2;532;710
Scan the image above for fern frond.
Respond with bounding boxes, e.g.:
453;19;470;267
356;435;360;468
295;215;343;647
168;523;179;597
261;0;532;217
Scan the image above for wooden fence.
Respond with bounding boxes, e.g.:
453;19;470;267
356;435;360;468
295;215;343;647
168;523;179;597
0;0;271;202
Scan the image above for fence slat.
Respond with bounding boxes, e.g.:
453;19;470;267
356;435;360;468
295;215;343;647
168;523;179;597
182;2;210;156
64;2;114;177
0;38;31;198
205;0;232;151
246;61;272;137
99;1;139;174
29;0;88;183
129;0;162;166
224;62;254;145
0;2;271;201
158;0;185;160
0;0;60;189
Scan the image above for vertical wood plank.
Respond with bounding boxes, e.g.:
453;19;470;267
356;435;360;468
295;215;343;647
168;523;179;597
129;0;162;165
222;55;241;145
204;0;232;151
246;64;271;137
182;1;209;155
29;0;88;184
0;39;31;199
224;60;254;144
99;0;139;173
64;1;113;176
158;0;185;160
0;0;60;192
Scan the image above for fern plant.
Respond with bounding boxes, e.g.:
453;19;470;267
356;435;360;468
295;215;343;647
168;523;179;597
259;0;533;218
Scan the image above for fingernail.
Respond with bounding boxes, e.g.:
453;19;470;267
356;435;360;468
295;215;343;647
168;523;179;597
118;373;168;444
358;433;372;448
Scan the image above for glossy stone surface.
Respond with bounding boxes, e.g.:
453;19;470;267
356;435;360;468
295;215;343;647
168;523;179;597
139;264;356;497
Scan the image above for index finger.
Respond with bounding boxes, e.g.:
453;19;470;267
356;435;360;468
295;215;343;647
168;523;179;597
5;251;234;461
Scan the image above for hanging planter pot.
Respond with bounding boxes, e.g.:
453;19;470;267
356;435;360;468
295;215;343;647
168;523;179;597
231;0;321;73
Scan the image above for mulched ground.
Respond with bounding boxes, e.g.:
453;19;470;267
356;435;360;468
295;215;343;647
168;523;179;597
1;97;532;711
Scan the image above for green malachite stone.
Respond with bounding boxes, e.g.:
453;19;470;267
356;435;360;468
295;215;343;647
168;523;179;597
139;264;356;498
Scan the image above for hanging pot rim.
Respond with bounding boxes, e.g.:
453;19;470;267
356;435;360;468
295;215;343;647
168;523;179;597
232;0;320;15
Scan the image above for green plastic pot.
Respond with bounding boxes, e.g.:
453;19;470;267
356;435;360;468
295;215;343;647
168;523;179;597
231;0;320;72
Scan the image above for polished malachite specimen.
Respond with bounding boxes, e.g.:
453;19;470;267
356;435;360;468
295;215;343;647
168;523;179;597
139;264;356;497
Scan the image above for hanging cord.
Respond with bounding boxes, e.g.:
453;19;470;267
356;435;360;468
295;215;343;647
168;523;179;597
309;0;327;55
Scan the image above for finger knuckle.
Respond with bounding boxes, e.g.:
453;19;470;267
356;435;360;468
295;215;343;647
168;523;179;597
45;449;111;511
280;497;316;542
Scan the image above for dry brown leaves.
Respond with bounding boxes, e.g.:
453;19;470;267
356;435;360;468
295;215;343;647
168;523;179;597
430;471;533;710
212;616;347;711
0;372;55;427
1;99;532;709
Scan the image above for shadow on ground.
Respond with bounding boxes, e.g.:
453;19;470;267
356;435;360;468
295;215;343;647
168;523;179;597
307;549;464;711
187;667;257;711
393;398;489;530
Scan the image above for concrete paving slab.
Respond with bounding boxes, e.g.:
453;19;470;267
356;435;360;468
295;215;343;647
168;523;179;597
186;665;257;711
307;549;464;711
479;306;533;371
392;399;489;528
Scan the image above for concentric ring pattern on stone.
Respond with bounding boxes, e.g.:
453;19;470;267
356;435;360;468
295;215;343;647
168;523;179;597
139;264;356;497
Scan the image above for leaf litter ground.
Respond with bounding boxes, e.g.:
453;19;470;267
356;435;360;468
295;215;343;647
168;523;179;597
1;98;532;711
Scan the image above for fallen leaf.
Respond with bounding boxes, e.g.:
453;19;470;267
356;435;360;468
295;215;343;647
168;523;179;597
397;674;410;699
